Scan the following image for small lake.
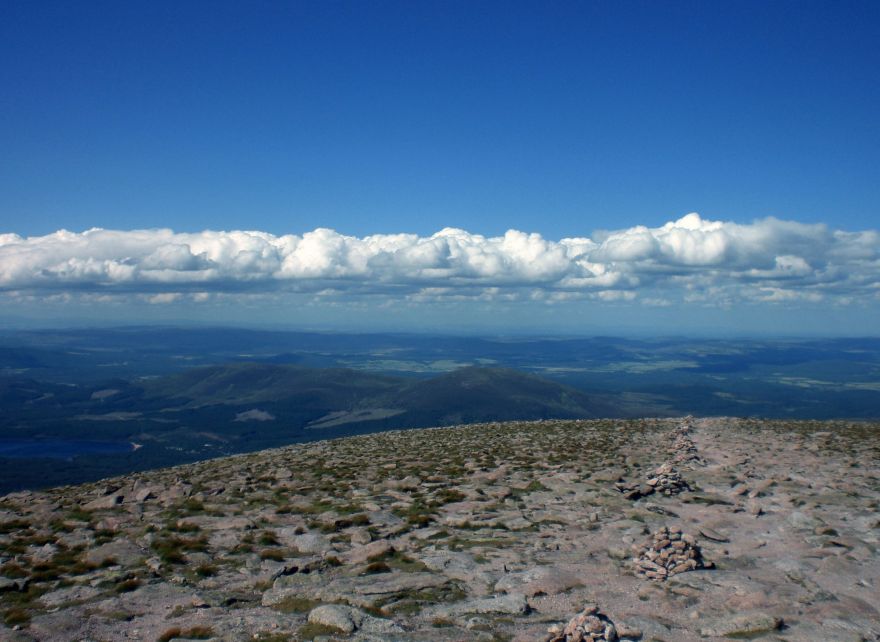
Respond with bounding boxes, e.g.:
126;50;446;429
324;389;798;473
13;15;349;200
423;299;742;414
0;439;135;459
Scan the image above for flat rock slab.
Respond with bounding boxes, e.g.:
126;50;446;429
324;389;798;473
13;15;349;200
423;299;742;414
699;612;783;637
299;572;454;609
308;604;404;634
346;539;394;564
427;592;529;618
84;538;145;566
292;532;332;554
38;585;102;608
495;566;583;597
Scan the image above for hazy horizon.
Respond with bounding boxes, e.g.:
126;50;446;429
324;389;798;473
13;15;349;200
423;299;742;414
2;315;880;341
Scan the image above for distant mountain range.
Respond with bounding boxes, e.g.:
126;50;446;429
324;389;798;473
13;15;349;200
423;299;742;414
0;363;617;492
1;325;879;492
12;363;619;442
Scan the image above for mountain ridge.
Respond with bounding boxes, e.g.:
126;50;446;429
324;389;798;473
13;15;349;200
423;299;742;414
0;364;617;493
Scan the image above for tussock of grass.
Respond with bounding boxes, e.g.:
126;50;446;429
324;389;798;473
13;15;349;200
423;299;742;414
269;596;321;614
298;622;344;639
259;548;285;561
3;607;30;626
0;519;31;534
152;534;208;565
115;578;142;593
157;625;214;641
258;531;280;546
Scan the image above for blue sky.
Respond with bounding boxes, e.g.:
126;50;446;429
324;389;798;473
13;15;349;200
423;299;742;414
1;1;878;334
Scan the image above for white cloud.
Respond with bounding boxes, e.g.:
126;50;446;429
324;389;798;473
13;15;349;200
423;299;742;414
594;290;638;302
0;213;877;306
144;292;183;304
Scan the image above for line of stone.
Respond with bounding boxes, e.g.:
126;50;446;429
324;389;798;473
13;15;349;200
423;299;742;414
543;419;712;642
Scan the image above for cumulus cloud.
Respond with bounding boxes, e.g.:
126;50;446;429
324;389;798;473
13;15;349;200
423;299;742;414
1;213;877;306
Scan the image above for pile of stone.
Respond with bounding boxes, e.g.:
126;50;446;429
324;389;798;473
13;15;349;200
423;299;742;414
544;605;618;642
670;425;702;465
647;463;691;495
632;525;707;581
614;463;690;500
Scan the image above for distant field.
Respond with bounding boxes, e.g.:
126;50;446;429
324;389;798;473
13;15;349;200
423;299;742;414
0;326;878;492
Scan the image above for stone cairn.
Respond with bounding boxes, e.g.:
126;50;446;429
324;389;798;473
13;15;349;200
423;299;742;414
669;422;703;466
544;605;618;642
649;462;691;495
615;462;691;500
631;525;708;581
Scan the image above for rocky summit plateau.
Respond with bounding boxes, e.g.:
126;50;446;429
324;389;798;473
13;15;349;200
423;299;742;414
1;417;879;642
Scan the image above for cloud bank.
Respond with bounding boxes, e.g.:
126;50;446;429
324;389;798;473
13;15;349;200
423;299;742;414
1;213;878;306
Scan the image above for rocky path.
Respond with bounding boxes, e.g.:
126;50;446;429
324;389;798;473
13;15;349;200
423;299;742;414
1;418;878;641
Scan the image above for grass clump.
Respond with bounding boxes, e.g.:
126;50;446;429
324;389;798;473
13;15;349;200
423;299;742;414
194;563;218;577
152;534;208;565
65;507;92;522
169;521;201;534
0;561;29;578
316;512;371;533
298;622;344;639
115;578;142;593
361;561;391;574
392;501;436;528
294;500;334;515
0;519;31;534
348;513;371;526
30;561;63;583
434;488;466;504
385;551;429;573
259;548;285;562
4;607;31;626
181;499;205;513
270;596;321;613
258;531;280;546
157;625;214;641
49;519;73;533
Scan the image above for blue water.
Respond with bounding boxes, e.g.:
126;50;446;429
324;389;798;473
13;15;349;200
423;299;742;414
0;439;134;459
